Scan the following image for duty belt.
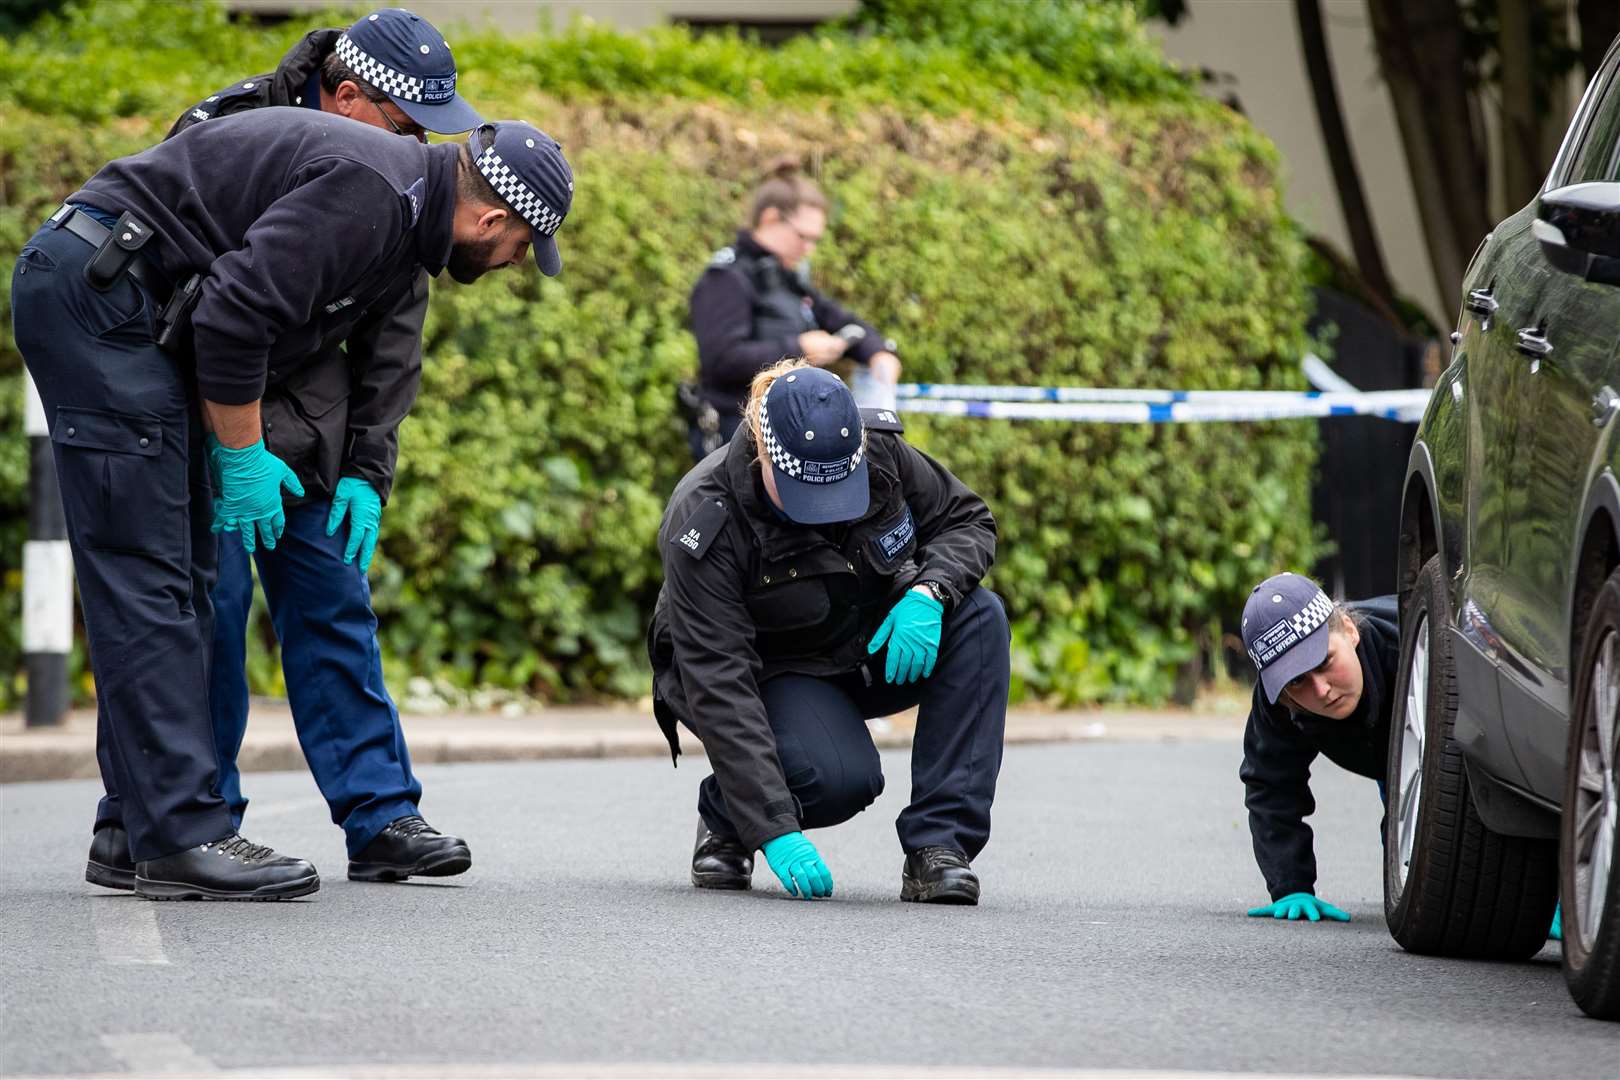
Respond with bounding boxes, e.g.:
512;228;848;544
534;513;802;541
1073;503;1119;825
49;203;167;295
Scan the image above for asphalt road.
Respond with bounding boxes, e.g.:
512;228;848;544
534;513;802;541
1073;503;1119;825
1;740;1612;1078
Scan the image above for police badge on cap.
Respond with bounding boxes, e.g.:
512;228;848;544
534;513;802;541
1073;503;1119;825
1241;572;1338;704
337;8;483;134
761;368;870;525
467;122;574;276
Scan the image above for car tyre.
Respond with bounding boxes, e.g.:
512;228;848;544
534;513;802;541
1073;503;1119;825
1384;555;1558;959
1560;567;1620;1020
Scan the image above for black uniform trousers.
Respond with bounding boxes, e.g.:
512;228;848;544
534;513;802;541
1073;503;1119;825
12;220;234;862
695;587;1010;859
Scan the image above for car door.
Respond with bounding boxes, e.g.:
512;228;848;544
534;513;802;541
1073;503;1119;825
1498;49;1620;800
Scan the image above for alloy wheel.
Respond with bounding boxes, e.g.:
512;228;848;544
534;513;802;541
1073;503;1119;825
1573;629;1618;946
1395;613;1429;892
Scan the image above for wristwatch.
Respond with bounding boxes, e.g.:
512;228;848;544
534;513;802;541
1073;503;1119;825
912;579;948;606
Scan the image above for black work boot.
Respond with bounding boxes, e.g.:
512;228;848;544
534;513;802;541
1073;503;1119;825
135;836;320;901
691;820;752;890
348;815;471;882
86;823;135;891
901;846;980;905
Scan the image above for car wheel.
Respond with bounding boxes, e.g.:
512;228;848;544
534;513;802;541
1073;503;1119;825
1560;567;1620;1020
1384;554;1559;958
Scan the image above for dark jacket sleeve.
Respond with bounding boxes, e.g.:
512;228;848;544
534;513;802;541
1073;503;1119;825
659;522;801;852
341;270;428;503
1240;689;1321;900
166;80;269;140
690;267;801;391
808;288;886;364
892;440;996;609
191;161;403;406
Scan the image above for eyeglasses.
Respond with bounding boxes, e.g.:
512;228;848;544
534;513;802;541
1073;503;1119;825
372;97;427;143
783;217;823;248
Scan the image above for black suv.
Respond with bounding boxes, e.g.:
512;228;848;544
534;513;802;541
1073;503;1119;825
1388;38;1620;1020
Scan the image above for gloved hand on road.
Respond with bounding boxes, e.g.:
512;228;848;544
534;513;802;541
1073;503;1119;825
208;436;303;553
326;476;383;573
867;589;943;684
761;831;833;899
1247;892;1350;922
1550;902;1562;941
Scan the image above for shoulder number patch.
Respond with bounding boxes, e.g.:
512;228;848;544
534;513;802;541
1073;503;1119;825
671;499;729;560
860;407;904;433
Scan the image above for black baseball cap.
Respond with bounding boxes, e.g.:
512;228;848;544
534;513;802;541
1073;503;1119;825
1242;572;1339;704
467;122;574;275
759;368;870;525
336;8;483;134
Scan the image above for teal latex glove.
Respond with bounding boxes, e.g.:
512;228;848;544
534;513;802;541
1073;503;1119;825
1247;892;1350;922
867;589;944;684
1550;902;1562;941
326;476;382;573
208;436;303;553
761;831;833;899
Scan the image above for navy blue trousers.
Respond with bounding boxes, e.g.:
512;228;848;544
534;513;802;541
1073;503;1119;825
12;220;234;861
697;587;1010;858
210;503;420;856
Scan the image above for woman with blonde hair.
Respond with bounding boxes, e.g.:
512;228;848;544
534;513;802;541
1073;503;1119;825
683;161;902;461
648;360;1007;903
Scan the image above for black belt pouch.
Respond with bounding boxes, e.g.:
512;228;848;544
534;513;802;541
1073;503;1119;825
82;211;154;290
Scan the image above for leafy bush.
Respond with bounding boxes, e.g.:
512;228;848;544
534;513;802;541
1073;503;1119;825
0;0;1316;709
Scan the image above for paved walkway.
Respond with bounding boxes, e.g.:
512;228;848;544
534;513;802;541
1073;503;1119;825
0;699;1246;783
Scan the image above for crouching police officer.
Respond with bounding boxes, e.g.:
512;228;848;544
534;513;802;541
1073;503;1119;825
1239;573;1398;923
11;107;572;900
684;163;901;462
168;8;484;883
648;360;1008;904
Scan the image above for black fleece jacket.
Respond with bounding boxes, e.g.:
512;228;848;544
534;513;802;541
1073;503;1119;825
1239;596;1399;900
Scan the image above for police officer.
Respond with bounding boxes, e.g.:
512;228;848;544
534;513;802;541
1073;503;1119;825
11;108;573;900
649;360;1008;903
167;9;485;885
685;162;901;462
1239;573;1398;923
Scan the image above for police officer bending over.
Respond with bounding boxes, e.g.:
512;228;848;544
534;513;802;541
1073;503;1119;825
12;108;573;900
649;360;1009;903
685;163;901;461
168;9;486;885
1239;573;1397;923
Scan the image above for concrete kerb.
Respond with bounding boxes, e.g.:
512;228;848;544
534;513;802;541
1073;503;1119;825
0;703;1245;784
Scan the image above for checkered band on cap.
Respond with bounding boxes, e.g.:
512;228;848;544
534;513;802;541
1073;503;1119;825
474;147;565;236
760;384;863;485
1246;588;1336;668
336;32;452;104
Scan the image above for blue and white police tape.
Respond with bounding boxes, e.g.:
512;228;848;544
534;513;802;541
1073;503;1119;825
892;385;1431;423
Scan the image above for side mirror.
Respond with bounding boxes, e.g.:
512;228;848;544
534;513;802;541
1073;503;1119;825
1534;181;1620;286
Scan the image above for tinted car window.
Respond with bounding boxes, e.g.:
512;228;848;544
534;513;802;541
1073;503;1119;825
1565;65;1620;184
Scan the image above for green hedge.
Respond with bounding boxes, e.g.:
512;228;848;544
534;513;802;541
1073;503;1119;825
0;1;1317;708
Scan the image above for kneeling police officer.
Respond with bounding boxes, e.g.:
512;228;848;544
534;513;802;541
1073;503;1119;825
649;360;1009;903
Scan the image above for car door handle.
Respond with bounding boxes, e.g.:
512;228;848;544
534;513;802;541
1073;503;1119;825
1594;387;1619;428
1465;287;1499;318
1515;325;1553;359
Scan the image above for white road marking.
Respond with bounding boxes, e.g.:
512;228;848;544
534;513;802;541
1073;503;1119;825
98;1033;215;1074
91;900;169;965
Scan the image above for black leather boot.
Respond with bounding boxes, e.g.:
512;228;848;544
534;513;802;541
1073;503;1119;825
901;846;980;905
348;815;471;882
86;823;135;891
135;835;320;901
691;820;752;890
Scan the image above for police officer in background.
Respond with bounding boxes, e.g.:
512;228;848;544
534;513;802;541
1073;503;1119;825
168;9;485;885
684;162;901;462
11;108;572;900
649;360;1008;904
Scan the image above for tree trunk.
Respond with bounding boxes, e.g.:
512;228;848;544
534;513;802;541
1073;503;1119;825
1294;0;1397;313
1498;0;1541;213
1367;0;1494;326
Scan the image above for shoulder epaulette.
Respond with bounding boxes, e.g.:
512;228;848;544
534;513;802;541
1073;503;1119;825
861;407;905;433
670;498;730;559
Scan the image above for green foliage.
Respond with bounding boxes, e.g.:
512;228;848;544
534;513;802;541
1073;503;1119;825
0;0;1317;709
